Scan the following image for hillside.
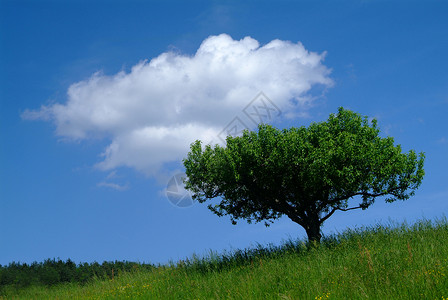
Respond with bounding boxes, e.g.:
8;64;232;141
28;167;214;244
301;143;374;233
1;218;447;299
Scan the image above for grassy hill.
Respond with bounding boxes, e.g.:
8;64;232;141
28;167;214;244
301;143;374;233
1;218;447;299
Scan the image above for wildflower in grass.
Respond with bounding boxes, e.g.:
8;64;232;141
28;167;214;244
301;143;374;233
315;292;331;299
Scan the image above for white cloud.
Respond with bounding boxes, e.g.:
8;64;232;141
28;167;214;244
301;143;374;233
436;137;447;144
23;34;333;176
97;181;129;191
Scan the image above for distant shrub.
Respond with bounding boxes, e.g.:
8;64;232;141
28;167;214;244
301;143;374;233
0;258;155;292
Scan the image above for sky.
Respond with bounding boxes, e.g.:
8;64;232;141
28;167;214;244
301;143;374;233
1;0;447;266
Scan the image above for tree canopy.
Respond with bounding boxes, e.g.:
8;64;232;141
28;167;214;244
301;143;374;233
183;107;425;242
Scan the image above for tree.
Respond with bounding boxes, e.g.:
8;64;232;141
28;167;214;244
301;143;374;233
183;107;425;242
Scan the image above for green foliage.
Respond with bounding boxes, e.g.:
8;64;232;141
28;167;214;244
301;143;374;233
2;218;447;299
183;107;425;241
0;258;154;293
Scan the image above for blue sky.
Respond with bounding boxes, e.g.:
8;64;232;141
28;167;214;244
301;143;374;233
1;0;447;266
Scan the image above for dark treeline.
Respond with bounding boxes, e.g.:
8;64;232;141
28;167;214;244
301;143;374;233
0;258;154;290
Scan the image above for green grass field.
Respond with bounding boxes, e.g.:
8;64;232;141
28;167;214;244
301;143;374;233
1;218;447;299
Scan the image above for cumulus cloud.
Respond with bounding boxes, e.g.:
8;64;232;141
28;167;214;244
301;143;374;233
23;34;333;176
97;181;129;191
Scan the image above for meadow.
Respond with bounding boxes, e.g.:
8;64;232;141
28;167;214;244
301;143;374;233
1;217;447;299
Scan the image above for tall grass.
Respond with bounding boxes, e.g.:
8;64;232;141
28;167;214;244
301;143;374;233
1;217;447;299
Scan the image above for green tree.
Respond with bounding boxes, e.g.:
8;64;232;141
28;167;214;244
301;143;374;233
183;107;425;242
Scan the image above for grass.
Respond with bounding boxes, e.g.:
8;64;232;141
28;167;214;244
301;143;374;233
1;217;447;299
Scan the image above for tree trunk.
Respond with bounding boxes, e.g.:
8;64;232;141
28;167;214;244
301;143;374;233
287;213;322;243
303;219;322;243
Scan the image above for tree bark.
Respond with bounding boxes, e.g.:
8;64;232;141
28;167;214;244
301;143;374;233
303;219;322;243
286;212;322;243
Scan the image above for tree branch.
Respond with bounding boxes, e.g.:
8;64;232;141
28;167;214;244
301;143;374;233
319;207;337;224
325;187;404;206
337;205;364;212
